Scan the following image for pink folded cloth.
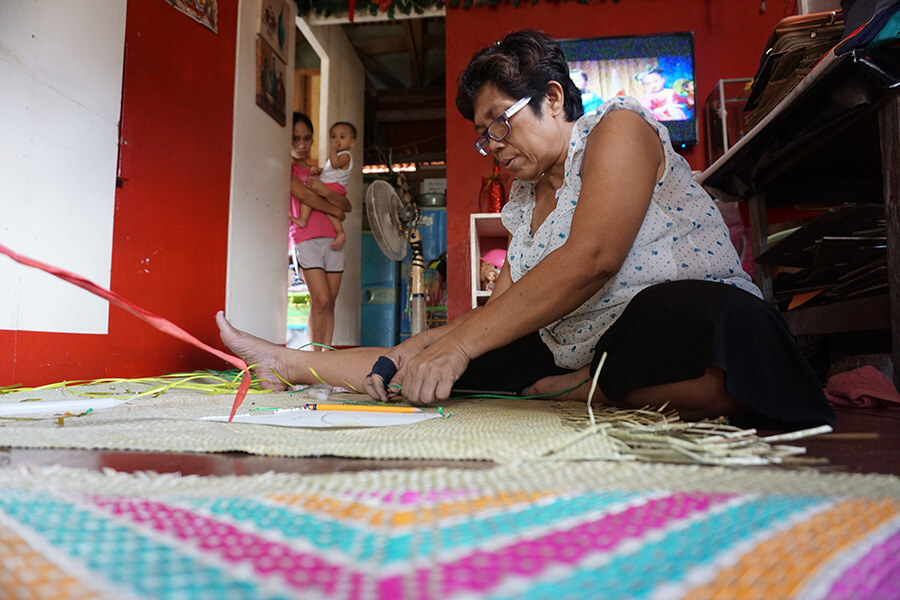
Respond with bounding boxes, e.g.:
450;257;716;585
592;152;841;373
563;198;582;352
825;366;900;408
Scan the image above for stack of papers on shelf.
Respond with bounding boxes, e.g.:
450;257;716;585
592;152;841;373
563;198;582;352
758;204;888;309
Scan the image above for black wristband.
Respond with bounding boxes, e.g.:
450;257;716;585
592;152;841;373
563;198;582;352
368;355;398;389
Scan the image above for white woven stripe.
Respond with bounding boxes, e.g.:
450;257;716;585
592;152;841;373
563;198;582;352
1;462;899;501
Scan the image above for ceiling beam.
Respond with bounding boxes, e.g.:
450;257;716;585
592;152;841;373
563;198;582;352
364;74;377;97
350;33;443;56
371;87;444;104
403;19;423;88
376;108;445;122
357;52;404;89
425;67;446;89
364;150;446;164
303;6;444;25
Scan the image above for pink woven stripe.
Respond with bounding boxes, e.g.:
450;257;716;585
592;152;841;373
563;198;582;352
827;521;900;598
91;496;360;597
379;491;734;599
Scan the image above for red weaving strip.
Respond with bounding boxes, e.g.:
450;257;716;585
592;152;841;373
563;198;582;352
0;243;249;422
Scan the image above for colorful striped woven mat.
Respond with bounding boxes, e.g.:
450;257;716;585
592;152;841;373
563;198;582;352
1;462;899;599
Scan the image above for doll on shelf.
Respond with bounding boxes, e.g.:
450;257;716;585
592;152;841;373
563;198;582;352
480;248;506;292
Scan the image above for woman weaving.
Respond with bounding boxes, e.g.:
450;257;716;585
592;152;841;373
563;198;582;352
218;29;834;429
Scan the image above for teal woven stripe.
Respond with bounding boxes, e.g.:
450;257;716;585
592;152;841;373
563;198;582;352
490;494;829;600
0;489;294;600
415;489;640;558
182;489;640;563
182;496;379;558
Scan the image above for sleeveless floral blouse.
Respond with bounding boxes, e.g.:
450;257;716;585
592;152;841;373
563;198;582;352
500;96;760;369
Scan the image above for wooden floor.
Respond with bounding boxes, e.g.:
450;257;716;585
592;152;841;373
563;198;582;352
2;406;899;477
790;406;900;476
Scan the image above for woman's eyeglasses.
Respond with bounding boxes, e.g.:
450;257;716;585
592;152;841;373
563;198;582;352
474;96;532;156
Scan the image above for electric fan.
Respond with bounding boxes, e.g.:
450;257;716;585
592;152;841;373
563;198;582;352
365;177;427;335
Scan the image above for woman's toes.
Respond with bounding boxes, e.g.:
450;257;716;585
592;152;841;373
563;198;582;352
214;312;289;391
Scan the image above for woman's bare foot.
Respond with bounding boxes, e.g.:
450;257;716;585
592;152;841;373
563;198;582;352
216;311;293;390
522;366;601;401
330;232;346;250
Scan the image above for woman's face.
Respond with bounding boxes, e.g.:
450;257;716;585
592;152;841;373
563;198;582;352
292;121;313;161
473;83;558;182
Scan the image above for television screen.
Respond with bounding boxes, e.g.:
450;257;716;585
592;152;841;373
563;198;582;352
559;32;698;146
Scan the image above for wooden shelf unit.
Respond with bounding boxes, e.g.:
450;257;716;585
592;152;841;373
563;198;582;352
699;47;900;387
469;212;507;309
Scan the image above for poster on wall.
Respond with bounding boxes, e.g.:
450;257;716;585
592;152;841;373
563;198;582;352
256;38;287;126
258;0;291;62
163;0;218;33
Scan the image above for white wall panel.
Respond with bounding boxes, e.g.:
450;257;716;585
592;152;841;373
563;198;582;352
31;1;125;119
297;20;365;347
0;59;31;331
225;0;296;342
17;92;120;332
0;0;126;334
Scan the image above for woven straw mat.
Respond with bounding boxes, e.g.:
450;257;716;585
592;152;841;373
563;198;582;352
0;382;621;462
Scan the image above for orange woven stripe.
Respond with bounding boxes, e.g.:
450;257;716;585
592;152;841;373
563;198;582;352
390;491;555;526
682;498;900;600
267;490;557;526
0;524;100;600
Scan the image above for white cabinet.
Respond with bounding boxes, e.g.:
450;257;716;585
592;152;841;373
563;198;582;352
469;212;507;309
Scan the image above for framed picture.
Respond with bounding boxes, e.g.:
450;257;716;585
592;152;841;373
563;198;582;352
164;0;218;34
258;0;291;62
256;38;287;126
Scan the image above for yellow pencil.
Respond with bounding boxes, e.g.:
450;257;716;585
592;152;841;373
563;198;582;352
302;403;422;413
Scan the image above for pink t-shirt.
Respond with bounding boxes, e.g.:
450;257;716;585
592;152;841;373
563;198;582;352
290;163;337;246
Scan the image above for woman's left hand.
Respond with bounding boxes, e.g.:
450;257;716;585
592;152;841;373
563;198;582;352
399;333;472;406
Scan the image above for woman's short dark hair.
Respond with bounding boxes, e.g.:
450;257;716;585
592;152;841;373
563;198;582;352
293;111;313;134
456;29;584;123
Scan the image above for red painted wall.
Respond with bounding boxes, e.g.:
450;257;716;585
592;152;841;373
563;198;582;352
444;0;789;319
2;0;238;387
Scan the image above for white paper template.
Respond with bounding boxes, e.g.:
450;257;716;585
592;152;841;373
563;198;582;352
0;398;127;417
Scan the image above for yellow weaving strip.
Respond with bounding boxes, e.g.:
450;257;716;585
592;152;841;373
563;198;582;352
682;498;900;600
267;490;558;527
0;524;99;600
2;371;271;399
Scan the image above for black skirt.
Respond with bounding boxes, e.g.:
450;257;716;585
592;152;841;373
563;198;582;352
455;280;836;430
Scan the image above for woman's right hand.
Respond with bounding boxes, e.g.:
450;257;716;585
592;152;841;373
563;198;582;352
363;330;437;401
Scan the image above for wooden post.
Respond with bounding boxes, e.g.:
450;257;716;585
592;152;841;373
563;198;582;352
878;91;900;389
748;192;774;303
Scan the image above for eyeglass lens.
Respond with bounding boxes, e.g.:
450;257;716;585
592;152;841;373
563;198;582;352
474;118;509;155
487;119;510;142
475;97;530;155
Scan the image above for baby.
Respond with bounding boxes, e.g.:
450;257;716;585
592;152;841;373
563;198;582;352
297;121;357;250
